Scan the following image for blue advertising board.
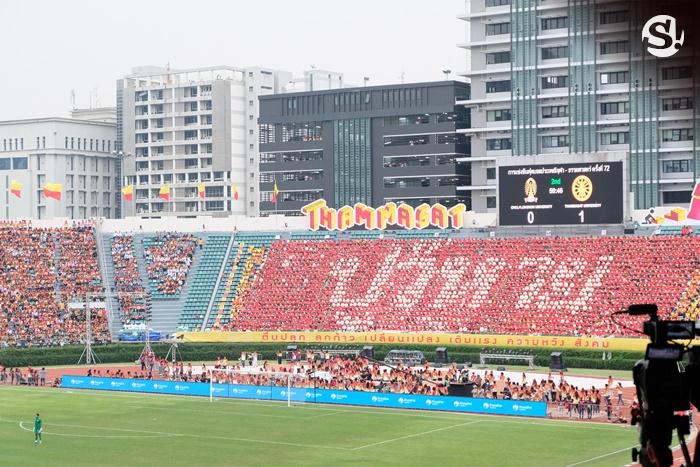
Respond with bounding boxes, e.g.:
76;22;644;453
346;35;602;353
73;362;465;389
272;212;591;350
60;376;546;418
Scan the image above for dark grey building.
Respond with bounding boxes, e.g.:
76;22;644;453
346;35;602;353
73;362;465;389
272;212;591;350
257;81;470;215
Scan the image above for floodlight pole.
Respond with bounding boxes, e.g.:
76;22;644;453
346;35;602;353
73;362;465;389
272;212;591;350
165;340;181;365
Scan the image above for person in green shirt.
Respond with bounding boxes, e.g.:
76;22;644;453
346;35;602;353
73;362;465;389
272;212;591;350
34;413;42;444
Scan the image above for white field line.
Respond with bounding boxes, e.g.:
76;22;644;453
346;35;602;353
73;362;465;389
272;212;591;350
306;411;345;419
351;420;481;450
565;445;638;467
121;403;306;420
0;385;633;432
17;421;176;439
0;418;350;451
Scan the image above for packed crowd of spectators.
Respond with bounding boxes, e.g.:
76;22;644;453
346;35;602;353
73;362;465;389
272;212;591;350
207;355;631;421
111;234;148;325
672;268;700;322
0;226;109;347
144;233;197;296
236;236;700;337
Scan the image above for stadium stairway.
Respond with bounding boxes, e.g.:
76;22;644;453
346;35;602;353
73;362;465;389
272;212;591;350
177;233;233;332
52;234;62;302
98;234;122;336
204;232;278;330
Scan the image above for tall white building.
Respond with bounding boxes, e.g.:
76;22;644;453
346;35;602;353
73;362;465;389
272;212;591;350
118;66;297;218
458;0;698;214
0;118;118;219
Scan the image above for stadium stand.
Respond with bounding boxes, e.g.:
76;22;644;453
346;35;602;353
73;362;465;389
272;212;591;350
0;226;109;347
232;236;700;336
205;232;278;330
177;233;232;331
110;234;148;325
3;223;700;346
143;233;197;299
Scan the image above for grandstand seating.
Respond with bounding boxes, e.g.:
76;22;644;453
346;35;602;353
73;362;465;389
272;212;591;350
143;234;197;299
0;226;109;347
233;236;700;337
4;224;700;346
177;234;232;331
110;234;148;326
206;232;278;330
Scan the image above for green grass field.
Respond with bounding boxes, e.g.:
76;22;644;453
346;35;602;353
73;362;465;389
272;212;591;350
0;385;638;466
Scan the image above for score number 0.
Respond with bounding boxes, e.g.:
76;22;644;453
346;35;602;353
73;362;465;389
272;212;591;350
526;210;585;224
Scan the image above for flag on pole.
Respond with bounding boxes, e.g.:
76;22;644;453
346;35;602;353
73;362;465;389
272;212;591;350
198;182;205;199
233;184;239;201
159;185;170;201
43;183;62;201
271;182;279;203
121;184;133;201
10;180;22;198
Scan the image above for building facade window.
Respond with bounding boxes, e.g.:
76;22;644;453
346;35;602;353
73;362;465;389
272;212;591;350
486;80;511;93
662;97;693;111
600;40;629;54
662;129;693;142
600;132;629;144
542;135;569;148
600;102;629;115
541;75;568;89
486;138;512;150
600;10;628;25
663;191;692;204
12;157;28;169
486;109;511;121
486;51;511;64
383;114;430;126
487;196;497;208
542;105;568;118
485;0;510;6
486;167;496;179
600;71;628;84
662;66;693;80
662;160;691;173
486;22;511;35
383;135;429;146
541;16;568;31
542;46;568;59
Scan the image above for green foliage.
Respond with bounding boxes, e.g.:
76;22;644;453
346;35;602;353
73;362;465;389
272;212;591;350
0;342;643;370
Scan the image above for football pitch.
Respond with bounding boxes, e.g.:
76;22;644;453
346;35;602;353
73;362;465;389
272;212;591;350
0;385;637;466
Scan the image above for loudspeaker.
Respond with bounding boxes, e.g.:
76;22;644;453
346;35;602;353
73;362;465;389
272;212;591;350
361;346;374;359
448;382;474;398
550;352;566;371
435;347;448;365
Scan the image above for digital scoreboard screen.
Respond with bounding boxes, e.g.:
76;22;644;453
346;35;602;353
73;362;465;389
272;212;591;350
498;162;623;226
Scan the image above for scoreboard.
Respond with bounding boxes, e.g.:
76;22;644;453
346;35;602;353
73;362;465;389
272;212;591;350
498;162;623;226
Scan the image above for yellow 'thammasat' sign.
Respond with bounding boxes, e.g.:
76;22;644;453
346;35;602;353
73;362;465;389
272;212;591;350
301;199;467;231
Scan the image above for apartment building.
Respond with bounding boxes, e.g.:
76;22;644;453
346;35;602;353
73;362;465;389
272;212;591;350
459;0;699;213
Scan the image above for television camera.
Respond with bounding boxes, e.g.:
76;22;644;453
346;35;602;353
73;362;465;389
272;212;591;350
620;304;700;467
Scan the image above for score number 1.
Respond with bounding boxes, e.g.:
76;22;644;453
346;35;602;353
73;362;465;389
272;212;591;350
526;210;584;224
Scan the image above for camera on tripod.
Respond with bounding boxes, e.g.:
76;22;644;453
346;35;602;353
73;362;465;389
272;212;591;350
625;304;700;467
